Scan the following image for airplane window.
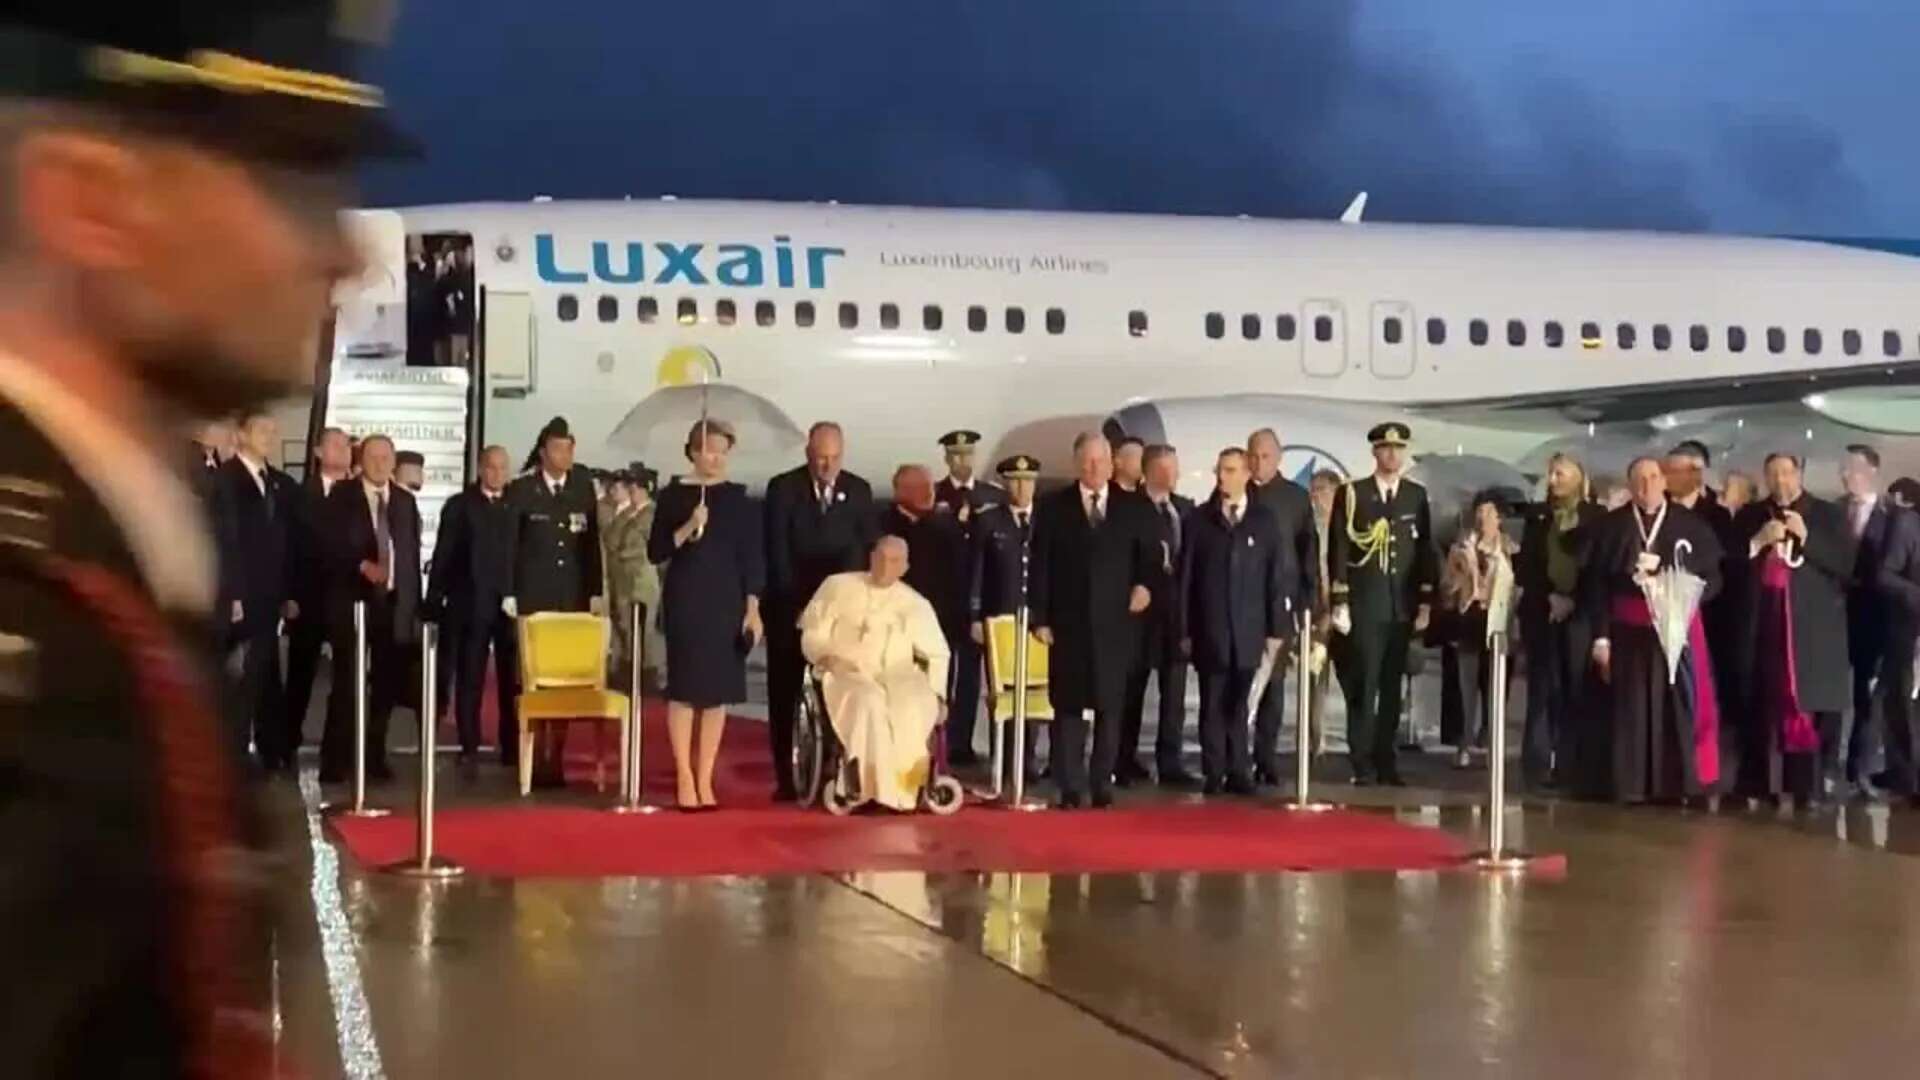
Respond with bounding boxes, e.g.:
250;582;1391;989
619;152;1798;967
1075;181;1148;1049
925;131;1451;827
756;300;776;327
638;296;658;324
677;298;697;326
1046;308;1066;335
923;304;944;331
1276;314;1297;341
1886;330;1903;358
1616;323;1636;350
967;305;987;332
1727;326;1746;353
880;303;900;330
1767;327;1785;353
557;295;579;323
1426;318;1446;345
1506;319;1526;347
796;301;816;328
1580;321;1601;344
1314;315;1334;343
1005;307;1026;334
1688;324;1708;352
839;302;859;330
1543;321;1564;348
1205;313;1226;340
1242;313;1262;341
1804;328;1822;354
715;299;737;327
1383;317;1403;345
596;296;618;323
1651;324;1671;351
1469;319;1489;346
1128;310;1149;337
1844;329;1862;356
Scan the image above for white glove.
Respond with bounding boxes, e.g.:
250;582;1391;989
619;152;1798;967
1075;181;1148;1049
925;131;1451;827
1331;604;1352;636
502;596;519;618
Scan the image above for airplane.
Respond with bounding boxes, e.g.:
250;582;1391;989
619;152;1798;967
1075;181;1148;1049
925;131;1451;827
300;197;1920;552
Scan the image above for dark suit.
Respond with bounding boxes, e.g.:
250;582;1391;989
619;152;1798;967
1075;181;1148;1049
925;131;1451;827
505;469;602;613
1843;496;1896;783
880;504;978;756
935;476;1001;537
1248;476;1317;777
283;473;342;758
211;456;296;765
1515;498;1603;783
763;466;876;793
321;479;421;779
1032;483;1156;802
1874;507;1920;795
1327;475;1437;782
427;485;520;758
1122;491;1194;777
1178;496;1289;784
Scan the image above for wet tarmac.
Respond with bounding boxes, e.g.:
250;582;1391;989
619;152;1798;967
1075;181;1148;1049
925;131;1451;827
257;745;1920;1080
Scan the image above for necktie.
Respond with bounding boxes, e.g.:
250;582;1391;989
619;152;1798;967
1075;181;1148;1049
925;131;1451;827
1015;510;1029;533
374;490;393;589
818;485;832;513
1854;500;1870;538
1227;502;1241;527
1089;492;1104;528
1162;500;1181;554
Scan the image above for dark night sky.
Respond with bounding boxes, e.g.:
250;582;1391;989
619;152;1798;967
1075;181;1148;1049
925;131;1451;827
362;1;1917;236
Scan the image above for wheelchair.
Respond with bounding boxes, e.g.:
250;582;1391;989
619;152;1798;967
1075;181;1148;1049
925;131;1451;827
790;666;965;816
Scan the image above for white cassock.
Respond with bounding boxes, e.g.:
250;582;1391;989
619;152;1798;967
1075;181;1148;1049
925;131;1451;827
800;571;952;810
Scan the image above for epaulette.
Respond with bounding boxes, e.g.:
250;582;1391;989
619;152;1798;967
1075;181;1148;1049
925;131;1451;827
0;472;62;554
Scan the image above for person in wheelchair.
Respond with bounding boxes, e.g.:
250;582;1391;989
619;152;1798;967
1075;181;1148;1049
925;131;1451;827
800;536;952;810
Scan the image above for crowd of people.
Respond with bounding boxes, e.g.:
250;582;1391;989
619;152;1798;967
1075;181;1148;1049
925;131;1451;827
189;403;1920;815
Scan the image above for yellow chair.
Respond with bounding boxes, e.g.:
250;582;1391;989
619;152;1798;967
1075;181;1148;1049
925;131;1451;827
983;614;1053;725
515;612;632;798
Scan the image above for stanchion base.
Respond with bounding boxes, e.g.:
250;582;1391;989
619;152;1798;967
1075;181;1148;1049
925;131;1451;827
380;856;465;879
1002;799;1051;813
1464;850;1541;872
608;804;662;815
1285;800;1337;814
322;804;393;819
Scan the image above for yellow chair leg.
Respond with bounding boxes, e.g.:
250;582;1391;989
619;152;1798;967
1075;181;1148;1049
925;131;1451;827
594;720;607;793
519;726;535;796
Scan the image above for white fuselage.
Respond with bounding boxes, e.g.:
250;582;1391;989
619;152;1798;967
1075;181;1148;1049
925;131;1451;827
344;199;1920;494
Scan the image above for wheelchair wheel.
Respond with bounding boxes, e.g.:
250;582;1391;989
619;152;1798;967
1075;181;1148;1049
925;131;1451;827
925;775;965;816
823;777;856;816
793;690;826;808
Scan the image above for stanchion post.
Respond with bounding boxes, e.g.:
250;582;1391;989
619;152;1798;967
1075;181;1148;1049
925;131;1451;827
611;603;657;814
1006;605;1046;812
1288;610;1333;813
384;622;462;878
1468;631;1536;871
329;600;390;818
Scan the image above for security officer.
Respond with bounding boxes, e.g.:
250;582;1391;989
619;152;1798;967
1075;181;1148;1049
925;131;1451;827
936;429;1002;531
1327;422;1437;786
970;454;1044;779
934;430;996;762
0;4;409;1072
506;416;604;784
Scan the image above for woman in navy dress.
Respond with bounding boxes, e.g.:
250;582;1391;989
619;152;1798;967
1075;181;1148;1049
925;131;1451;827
648;420;765;809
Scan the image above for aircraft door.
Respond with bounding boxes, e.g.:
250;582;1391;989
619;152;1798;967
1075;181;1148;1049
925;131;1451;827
1370;300;1415;379
1301;299;1346;378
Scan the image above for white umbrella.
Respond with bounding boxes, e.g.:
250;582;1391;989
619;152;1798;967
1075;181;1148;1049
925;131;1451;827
607;382;805;466
1639;539;1708;685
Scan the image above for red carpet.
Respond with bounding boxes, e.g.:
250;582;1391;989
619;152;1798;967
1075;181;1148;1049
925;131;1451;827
332;704;1466;878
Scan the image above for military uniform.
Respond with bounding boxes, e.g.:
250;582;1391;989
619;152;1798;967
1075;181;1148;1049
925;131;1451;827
969;454;1045;778
933;431;998;761
1327;423;1438;784
0;2;414;1070
507;467;604;613
603;492;665;689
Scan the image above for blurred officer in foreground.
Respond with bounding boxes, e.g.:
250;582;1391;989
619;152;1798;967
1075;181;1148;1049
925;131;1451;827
0;3;410;1073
